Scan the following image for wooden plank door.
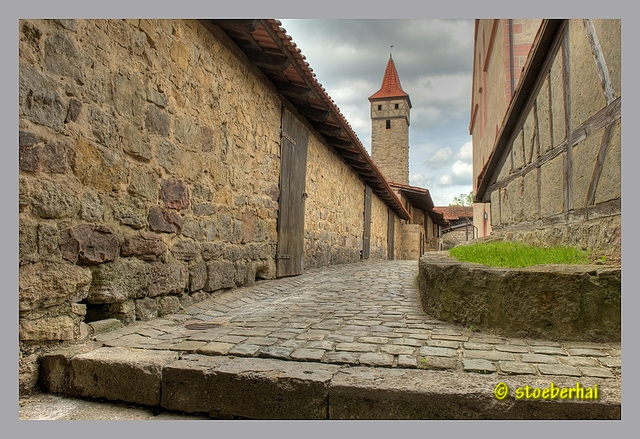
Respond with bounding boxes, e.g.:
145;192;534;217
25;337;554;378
387;208;395;260
362;185;372;259
276;108;309;277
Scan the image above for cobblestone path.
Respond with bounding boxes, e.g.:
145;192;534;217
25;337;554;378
92;260;621;380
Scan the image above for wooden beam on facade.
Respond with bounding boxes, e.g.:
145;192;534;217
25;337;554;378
585;123;615;207
561;28;574;213
475;19;567;202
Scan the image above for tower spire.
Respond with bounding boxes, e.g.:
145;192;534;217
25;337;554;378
368;56;411;105
368;55;411;185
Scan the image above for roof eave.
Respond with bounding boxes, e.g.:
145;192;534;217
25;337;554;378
202;19;410;221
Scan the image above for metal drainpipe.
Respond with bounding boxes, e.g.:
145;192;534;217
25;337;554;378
509;19;515;96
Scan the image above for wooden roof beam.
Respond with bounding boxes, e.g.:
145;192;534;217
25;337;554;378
312;122;343;137
298;106;330;122
242;48;291;71
212;19;260;33
273;82;312;100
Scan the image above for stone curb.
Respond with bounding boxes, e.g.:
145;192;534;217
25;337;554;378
418;252;621;342
40;346;621;420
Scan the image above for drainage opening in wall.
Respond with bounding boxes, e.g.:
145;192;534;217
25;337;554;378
77;260;275;327
255;262;271;281
79;299;135;326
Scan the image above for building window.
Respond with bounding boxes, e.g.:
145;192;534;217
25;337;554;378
386;120;391;129
395;103;399;109
378;105;382;110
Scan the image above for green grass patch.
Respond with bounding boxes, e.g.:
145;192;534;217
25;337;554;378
448;241;590;268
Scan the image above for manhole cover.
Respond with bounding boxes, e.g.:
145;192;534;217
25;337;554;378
184;322;221;330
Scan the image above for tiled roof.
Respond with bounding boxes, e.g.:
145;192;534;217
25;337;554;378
204;19;410;221
433;206;474;221
369;56;410;102
390;183;448;226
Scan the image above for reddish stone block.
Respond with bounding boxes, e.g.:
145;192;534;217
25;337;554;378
121;231;167;260
160;179;189;210
61;224;120;265
148;206;183;234
201;126;214;152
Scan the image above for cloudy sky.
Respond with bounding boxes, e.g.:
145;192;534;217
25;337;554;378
279;19;475;206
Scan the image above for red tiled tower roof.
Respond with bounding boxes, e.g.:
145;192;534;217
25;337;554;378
369;56;410;101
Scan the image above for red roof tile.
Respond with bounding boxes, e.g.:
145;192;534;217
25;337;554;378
206;19;411;221
433;206;473;221
369;56;410;101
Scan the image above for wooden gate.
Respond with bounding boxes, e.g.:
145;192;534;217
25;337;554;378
276;108;309;277
362;185;372;259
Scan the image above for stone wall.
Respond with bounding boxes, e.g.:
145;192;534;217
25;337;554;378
393;206;404;260
370;191;390;260
425;217;439;251
401;224;422;260
18;18;399;393
419;252;621;342
441;227;475;250
370;99;410;185
304;136;366;267
484;20;621;257
18;19;288;391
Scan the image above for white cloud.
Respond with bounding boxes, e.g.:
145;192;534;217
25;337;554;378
427;147;452;164
278;19;475;206
451;160;472;185
328;79;374;103
409;173;429;188
452;160;472;178
456;140;473;160
438;174;452;185
433;159;471;190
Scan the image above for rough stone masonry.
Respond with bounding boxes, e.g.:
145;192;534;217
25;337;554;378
18;19;399;393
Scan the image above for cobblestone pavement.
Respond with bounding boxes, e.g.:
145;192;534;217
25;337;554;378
91;260;621;380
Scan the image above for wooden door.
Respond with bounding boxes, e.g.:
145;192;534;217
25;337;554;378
387;208;395;260
276;108;309;277
362;185;372;259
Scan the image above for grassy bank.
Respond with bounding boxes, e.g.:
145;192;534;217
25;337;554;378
448;241;591;268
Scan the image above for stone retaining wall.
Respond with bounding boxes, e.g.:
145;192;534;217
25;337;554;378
418;252;620;342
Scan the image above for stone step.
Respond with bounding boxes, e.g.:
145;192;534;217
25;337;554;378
40;345;621;420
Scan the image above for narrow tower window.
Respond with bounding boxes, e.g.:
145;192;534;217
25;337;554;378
386;120;391;129
395;103;399;109
378;105;382;110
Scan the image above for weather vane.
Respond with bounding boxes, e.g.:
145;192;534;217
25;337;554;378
390;45;394;58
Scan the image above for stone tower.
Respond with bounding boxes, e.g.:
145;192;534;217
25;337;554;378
369;55;412;185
